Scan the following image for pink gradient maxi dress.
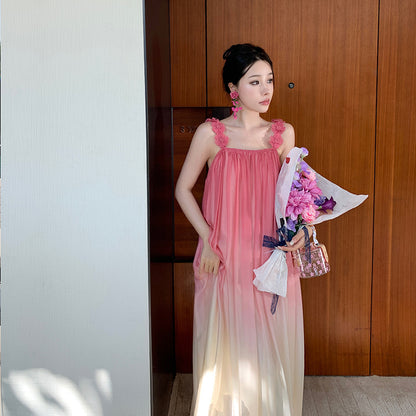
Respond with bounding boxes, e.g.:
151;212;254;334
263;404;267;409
192;118;304;416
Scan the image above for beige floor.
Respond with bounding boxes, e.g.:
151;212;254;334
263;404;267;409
169;373;416;416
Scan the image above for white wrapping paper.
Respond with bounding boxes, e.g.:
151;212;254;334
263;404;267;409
254;147;368;296
253;249;288;297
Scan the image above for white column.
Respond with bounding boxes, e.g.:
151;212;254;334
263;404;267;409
1;1;151;414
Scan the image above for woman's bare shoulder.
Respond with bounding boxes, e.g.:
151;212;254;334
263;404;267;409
192;120;216;142
186;120;218;159
282;122;295;146
282;121;294;135
276;121;295;159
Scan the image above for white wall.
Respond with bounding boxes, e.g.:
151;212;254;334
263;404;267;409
1;1;151;415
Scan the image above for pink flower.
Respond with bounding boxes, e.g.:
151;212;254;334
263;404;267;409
283;149;337;233
302;204;317;223
303;170;316;181
300;177;322;200
230;91;239;100
286;189;314;220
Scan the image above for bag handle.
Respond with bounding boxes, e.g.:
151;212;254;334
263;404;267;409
311;225;319;245
301;225;319;243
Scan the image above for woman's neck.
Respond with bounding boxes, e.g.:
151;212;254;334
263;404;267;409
233;110;265;129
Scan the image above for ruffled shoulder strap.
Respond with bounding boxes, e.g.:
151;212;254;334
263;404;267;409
270;119;286;149
205;118;228;148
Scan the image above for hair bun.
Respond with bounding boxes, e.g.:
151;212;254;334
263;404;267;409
223;47;233;60
223;44;244;60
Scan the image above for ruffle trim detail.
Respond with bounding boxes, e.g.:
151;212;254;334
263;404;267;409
270;119;285;149
206;118;228;148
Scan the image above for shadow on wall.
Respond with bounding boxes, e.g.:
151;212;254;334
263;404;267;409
2;368;112;416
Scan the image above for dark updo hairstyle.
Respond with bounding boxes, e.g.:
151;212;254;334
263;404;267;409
222;44;273;93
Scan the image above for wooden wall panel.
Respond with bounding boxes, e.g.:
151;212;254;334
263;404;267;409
371;0;416;375
206;0;281;108
150;262;175;415
206;0;378;375
147;0;173;260
150;262;175;372
146;0;175;412
173;108;208;258
148;106;174;260
174;263;195;372
170;0;206;107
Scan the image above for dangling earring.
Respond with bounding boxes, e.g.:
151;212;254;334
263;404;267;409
230;91;242;119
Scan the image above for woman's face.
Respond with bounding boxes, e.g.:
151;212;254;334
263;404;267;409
230;60;274;114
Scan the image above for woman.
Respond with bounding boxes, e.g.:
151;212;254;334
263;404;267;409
175;44;309;416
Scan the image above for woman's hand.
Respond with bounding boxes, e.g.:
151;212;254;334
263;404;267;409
278;225;313;252
199;239;221;276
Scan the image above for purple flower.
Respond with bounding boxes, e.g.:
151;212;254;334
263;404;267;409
320;196;336;213
314;195;326;206
315;196;336;213
286;217;297;232
300;160;309;173
291;179;302;190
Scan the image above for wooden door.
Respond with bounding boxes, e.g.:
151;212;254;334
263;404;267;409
170;0;416;376
371;0;416;376
170;0;206;107
206;0;378;375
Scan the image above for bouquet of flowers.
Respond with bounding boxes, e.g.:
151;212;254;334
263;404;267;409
280;147;335;243
253;146;368;304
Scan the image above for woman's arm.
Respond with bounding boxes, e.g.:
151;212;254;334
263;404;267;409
278;122;295;164
175;122;221;275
